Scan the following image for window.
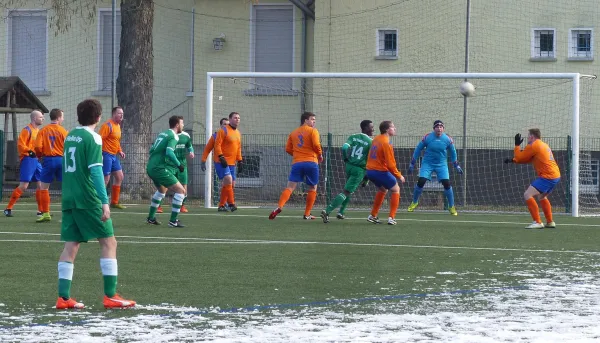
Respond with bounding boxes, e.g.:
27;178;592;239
8;10;47;92
581;159;599;194
236;155;263;187
249;5;294;95
376;29;398;59
98;9;121;91
569;28;593;60
531;28;556;60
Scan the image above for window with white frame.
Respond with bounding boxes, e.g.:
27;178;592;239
581;159;599;194
531;28;556;59
98;10;121;91
9;10;47;92
250;4;294;94
569;28;593;59
376;29;398;58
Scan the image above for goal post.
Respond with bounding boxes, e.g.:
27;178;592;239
205;72;597;217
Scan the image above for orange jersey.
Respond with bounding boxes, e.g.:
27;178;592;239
214;124;242;165
17;124;39;160
513;139;560;179
201;132;217;163
366;134;402;178
98;119;122;155
286;125;323;164
35;123;68;157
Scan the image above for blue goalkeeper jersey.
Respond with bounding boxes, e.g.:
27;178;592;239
412;132;457;167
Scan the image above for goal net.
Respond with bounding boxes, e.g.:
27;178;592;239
205;72;598;217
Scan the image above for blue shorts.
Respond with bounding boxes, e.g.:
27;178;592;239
366;170;397;189
102;151;122;176
214;163;236;181
40;156;63;183
419;164;449;181
19;157;41;183
289;162;319;186
531;177;560;194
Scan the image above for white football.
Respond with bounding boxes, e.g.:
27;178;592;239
460;81;475;97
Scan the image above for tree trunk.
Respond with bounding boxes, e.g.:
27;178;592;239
116;0;154;200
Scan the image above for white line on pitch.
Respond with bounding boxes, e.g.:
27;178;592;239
1;237;600;256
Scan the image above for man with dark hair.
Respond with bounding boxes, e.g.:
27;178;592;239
145;115;187;227
56;99;135;309
4;110;44;217
321;120;374;223
504;128;560;229
407;120;463;215
213;112;242;212
270;112;323;220
99;106;126;209
35;108;68;222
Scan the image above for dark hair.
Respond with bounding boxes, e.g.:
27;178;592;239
77;99;102;126
219;117;229;126
228;112;239;119
379;120;392;134
301;111;315;125
360;120;372;132
169;115;184;128
112;106;123;114
49;108;63;121
529;128;541;139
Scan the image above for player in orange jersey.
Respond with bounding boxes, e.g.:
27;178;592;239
269;112;323;220
214;112;242;212
98;106;126;209
505;129;560;229
34;108;68;222
200;117;229;172
4;110;44;217
365;121;405;225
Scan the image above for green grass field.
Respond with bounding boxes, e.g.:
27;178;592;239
1;202;600;341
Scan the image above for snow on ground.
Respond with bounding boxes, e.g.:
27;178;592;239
1;257;600;342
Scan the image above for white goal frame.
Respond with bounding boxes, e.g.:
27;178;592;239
205;72;590;216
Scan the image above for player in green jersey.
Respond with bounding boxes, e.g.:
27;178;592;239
55;99;135;310
321;120;374;223
157;130;194;213
146;115;187;227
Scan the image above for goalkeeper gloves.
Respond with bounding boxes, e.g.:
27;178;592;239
218;155;228;168
178;164;185;172
407;158;416;174
200;161;206;171
514;133;524;146
28;150;36;158
453;161;463;174
504;158;513;164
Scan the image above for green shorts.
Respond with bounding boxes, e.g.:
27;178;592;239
61;208;114;242
176;166;188;185
147;166;179;189
344;164;367;193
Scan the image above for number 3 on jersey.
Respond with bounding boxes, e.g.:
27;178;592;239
65;147;76;172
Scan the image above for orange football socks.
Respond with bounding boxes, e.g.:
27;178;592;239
526;197;541;223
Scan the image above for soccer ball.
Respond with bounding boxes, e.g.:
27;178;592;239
459;81;475;97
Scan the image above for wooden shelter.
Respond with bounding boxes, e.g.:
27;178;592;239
0;76;49;185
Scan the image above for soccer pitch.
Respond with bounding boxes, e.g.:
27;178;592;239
1;203;600;342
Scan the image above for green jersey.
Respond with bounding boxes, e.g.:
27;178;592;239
62;126;104;210
174;131;193;167
148;129;179;169
342;133;373;168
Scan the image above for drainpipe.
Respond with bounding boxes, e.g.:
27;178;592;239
289;0;315;112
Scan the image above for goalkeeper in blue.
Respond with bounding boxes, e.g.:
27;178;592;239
407;120;463;215
320;120;374;223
